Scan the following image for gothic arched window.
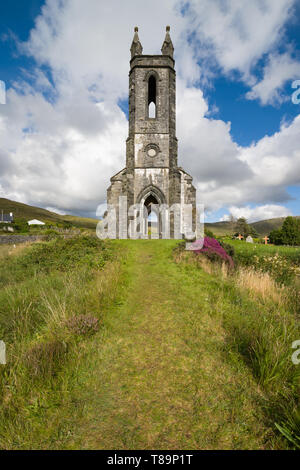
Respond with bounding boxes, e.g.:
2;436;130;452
148;75;156;118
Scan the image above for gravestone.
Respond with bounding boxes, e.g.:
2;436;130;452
263;236;269;245
246;235;253;243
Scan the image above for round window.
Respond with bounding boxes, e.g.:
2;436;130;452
145;144;159;158
147;148;157;157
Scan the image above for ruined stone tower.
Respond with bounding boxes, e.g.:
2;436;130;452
107;26;196;238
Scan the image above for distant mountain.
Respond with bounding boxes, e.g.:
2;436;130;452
0;198;98;229
251;217;300;236
206;216;300;237
1;197;298;236
205;221;234;236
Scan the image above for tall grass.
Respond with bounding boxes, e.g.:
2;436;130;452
226;240;300;285
236;267;285;305
174;244;300;448
0;236;122;449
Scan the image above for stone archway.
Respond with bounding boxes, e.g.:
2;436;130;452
144;193;159;238
137;186;166;239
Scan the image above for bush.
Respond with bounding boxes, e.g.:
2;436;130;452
226;240;300;285
18;236;109;272
219;240;235;259
0;236;111;289
12;218;29;233
65;315;100;336
270;217;300;246
194;237;234;268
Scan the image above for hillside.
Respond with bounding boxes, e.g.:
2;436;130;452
1;197;298;235
205;221;234;236
206;216;300;237
0;198;98;229
251;216;300;236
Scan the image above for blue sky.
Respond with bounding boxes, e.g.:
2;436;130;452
0;0;300;222
0;1;43;81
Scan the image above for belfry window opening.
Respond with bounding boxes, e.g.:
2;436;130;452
148;75;156;118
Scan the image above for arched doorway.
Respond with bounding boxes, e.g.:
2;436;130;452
144;193;159;238
137;185;166;239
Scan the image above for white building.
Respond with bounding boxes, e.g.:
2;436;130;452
28;219;45;226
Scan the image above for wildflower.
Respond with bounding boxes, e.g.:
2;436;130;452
191;237;234;268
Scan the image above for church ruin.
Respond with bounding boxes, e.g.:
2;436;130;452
106;26;196;238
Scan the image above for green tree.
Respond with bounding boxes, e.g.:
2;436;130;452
249;226;259;238
269;217;300;246
269;228;284;245
228;214;237;235
281;216;300;245
235;217;251;238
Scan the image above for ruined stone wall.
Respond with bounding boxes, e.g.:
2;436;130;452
134;168;169;203
106;33;197;238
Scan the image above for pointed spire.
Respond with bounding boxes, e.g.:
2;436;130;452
161;25;174;58
130;26;143;58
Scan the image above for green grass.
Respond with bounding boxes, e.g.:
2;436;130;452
224;240;300;286
0;236;111;288
227;239;300;259
0;238;299;449
206;216;300;237
0;236;117;447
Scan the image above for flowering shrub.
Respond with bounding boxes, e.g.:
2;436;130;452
65;315;100;336
251;254;300;285
229;240;300;285
192;237;234;268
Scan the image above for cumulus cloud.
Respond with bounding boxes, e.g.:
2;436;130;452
0;0;299;220
246;53;300;105
0;84;127;212
177;81;253;185
176;79;300;214
220;204;292;223
185;0;299;102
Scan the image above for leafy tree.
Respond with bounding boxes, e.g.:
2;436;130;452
281;216;300;245
249;226;259;238
228;214;237;234
269;228;284;245
269;216;300;246
235;217;251;238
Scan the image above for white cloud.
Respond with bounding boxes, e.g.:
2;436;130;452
0;85;127;213
176;77;300;213
176;81;253;186
246;53;300;105
186;0;294;73
46;206;66;215
0;0;299;221
21;0;186;101
221;204;292;223
185;0;300;102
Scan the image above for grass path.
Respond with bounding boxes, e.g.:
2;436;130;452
56;240;278;450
